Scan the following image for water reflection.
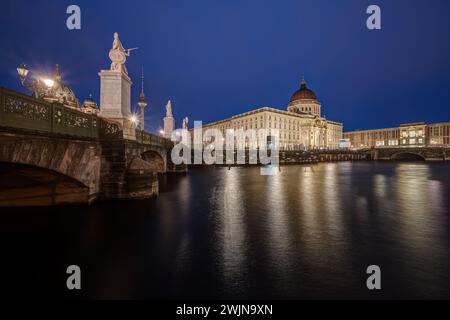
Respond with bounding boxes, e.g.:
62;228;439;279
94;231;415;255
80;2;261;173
265;170;294;295
392;164;450;296
1;162;450;299
216;168;248;295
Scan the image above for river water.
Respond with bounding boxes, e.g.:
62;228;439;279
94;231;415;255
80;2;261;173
1;162;450;299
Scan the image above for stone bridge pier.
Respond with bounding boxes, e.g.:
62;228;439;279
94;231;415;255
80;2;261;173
99;137;172;201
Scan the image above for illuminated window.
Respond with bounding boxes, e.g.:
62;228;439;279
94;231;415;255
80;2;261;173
402;139;407;144
410;138;416;144
388;140;398;146
434;127;439;135
418;138;423;144
409;131;416;138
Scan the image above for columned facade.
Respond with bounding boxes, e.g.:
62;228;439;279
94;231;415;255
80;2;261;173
194;79;343;150
344;122;450;149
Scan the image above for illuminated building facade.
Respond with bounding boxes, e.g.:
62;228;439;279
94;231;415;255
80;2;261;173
344;122;450;149
194;79;343;150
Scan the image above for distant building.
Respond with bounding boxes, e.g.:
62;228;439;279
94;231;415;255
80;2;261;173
344;122;450;149
82;94;99;115
193;79;343;150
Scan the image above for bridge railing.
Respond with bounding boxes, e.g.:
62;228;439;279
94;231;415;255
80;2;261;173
0;87;173;148
135;129;173;148
0;87;98;138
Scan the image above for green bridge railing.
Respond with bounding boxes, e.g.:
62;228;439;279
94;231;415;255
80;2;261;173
0;87;97;138
135;129;173;148
0;87;171;148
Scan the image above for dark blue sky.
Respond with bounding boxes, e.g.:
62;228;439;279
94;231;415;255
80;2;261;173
1;0;450;132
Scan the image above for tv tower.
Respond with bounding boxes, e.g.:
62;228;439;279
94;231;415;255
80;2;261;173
137;67;148;130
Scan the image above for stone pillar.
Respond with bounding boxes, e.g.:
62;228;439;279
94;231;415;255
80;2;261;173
99;70;135;140
164;116;175;139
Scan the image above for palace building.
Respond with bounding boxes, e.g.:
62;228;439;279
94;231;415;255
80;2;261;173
344;122;450;149
195;79;343;150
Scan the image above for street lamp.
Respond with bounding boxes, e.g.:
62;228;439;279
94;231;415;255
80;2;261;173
16;63;42;98
17;64;29;84
130;114;138;125
43;79;54;88
16;63;49;99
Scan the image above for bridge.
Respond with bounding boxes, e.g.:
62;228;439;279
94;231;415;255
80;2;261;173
367;147;450;161
0;87;182;206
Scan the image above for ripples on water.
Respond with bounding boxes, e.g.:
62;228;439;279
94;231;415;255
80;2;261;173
1;162;449;299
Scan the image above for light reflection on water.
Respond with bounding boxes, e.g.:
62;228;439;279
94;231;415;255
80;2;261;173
216;168;248;295
1;162;450;299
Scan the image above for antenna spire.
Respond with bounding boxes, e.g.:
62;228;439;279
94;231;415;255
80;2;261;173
141;67;144;94
139;66;146;102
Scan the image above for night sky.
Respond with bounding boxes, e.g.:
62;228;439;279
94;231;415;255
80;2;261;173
1;0;450;133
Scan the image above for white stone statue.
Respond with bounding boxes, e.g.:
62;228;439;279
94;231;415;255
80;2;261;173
166;100;173;117
109;32;138;75
182;117;189;129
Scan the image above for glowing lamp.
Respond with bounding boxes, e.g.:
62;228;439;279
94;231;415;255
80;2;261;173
43;79;54;88
130;115;138;124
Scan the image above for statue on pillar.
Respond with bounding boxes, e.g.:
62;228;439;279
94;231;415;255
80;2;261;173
182;117;189;129
108;32;138;75
164;100;175;139
166;100;173;117
99;32;136;140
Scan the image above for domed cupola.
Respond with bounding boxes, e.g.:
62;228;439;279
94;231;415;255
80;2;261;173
290;79;317;102
82;94;99;114
287;78;322;117
39;64;81;110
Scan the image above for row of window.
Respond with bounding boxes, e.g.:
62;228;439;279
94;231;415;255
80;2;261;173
348;125;450;146
374;138;425;146
401;129;424;138
428;125;450;137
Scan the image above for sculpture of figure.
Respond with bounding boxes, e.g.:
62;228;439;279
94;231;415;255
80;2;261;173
109;32;138;75
182;117;189;129
166;100;173;117
112;32;125;51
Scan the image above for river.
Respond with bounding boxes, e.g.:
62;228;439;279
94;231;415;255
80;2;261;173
1;162;450;299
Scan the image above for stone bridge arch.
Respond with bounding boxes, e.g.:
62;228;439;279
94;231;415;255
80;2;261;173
372;147;449;161
390;152;426;161
141;150;166;173
0;133;101;205
123;142;168;174
0;162;91;206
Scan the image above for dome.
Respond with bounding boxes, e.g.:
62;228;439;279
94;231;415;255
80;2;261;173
39;64;81;109
82;94;99;114
53;83;80;108
290;79;317;102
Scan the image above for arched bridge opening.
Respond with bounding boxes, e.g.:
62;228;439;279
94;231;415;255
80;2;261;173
0;162;90;206
141;150;165;173
391;152;426;161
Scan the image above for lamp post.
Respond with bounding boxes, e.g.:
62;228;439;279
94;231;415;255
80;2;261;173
17;64;29;84
16;63;54;98
17;63;40;98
